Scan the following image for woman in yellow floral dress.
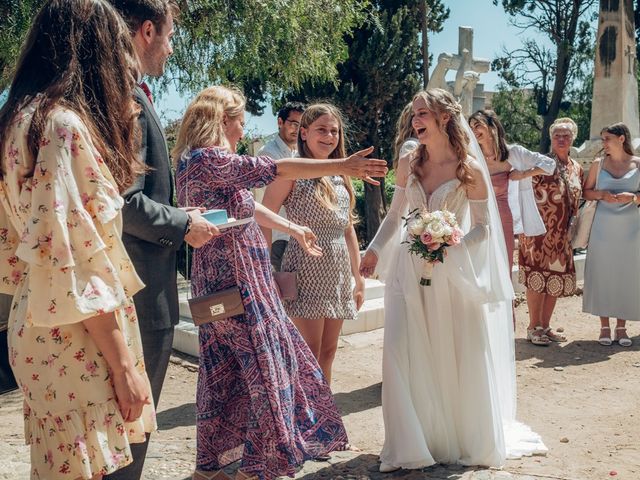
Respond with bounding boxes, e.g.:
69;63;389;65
0;1;156;478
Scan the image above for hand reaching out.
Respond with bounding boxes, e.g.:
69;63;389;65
291;225;323;257
342;146;388;186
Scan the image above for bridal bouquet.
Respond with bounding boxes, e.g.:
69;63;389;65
404;208;463;286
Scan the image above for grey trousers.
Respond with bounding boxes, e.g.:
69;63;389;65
270;239;288;272
104;326;175;480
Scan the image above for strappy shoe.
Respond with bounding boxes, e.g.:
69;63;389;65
192;470;231;480
527;327;551;346
614;327;633;347
598;326;612;346
543;327;567;343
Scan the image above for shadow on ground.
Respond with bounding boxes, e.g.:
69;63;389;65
333;382;382;416
515;335;640;368
297;453;476;479
157;402;196;430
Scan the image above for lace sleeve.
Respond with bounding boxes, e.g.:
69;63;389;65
367;186;407;256
462;199;489;246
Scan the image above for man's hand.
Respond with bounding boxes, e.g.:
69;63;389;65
182;208;220;248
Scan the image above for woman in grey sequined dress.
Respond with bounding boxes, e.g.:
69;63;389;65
262;103;364;384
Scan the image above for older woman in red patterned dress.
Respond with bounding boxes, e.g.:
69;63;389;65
519;117;583;346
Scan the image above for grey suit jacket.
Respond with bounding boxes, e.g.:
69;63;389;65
122;86;189;331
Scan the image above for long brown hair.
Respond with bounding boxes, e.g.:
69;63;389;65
411;88;474;187
601;122;635;156
297;103;357;222
171;85;246;164
392;102;416;169
469;109;509;162
0;0;144;192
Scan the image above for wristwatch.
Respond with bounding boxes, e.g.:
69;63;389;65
184;214;193;235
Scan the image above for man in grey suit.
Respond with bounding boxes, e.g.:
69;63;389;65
108;1;218;478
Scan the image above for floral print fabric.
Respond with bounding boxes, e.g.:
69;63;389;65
176;147;349;480
518;155;583;297
0;101;156;479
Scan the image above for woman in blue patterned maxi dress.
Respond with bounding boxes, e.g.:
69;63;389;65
173;86;386;480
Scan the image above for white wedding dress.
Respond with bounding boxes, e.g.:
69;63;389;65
369;171;547;469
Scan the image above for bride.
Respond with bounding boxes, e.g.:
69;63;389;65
360;88;546;471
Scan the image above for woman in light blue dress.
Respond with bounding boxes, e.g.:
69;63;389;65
583;123;640;347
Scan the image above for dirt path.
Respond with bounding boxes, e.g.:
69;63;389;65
1;294;639;479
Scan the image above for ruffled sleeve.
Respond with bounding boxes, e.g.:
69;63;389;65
15;109;143;328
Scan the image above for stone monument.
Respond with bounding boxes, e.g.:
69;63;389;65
573;0;640;167
428;26;491;116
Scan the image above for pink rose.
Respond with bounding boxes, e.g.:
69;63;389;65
420;232;432;245
450;228;463;245
427;242;442;251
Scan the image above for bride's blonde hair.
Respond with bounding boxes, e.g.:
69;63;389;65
297;103;357;223
411;88;474;187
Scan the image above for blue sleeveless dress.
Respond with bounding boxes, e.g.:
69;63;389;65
583;167;640;320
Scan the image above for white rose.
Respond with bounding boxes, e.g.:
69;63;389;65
443;211;456;225
429;221;445;241
408;220;424;236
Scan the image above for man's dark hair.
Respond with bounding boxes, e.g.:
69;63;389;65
277;102;306;122
110;0;178;34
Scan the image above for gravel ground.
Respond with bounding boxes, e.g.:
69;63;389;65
2;294;639;480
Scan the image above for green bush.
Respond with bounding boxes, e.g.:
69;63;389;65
352;170;396;246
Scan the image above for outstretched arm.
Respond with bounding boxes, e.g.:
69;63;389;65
275;147;387;185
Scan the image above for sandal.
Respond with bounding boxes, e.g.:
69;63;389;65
527;327;551;346
598;326;612;346
193;470;231;480
614;327;633;347
543;327;567;343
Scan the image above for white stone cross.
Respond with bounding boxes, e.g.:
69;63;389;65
427;27;490;115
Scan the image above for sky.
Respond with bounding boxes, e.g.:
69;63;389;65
153;1;551;136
